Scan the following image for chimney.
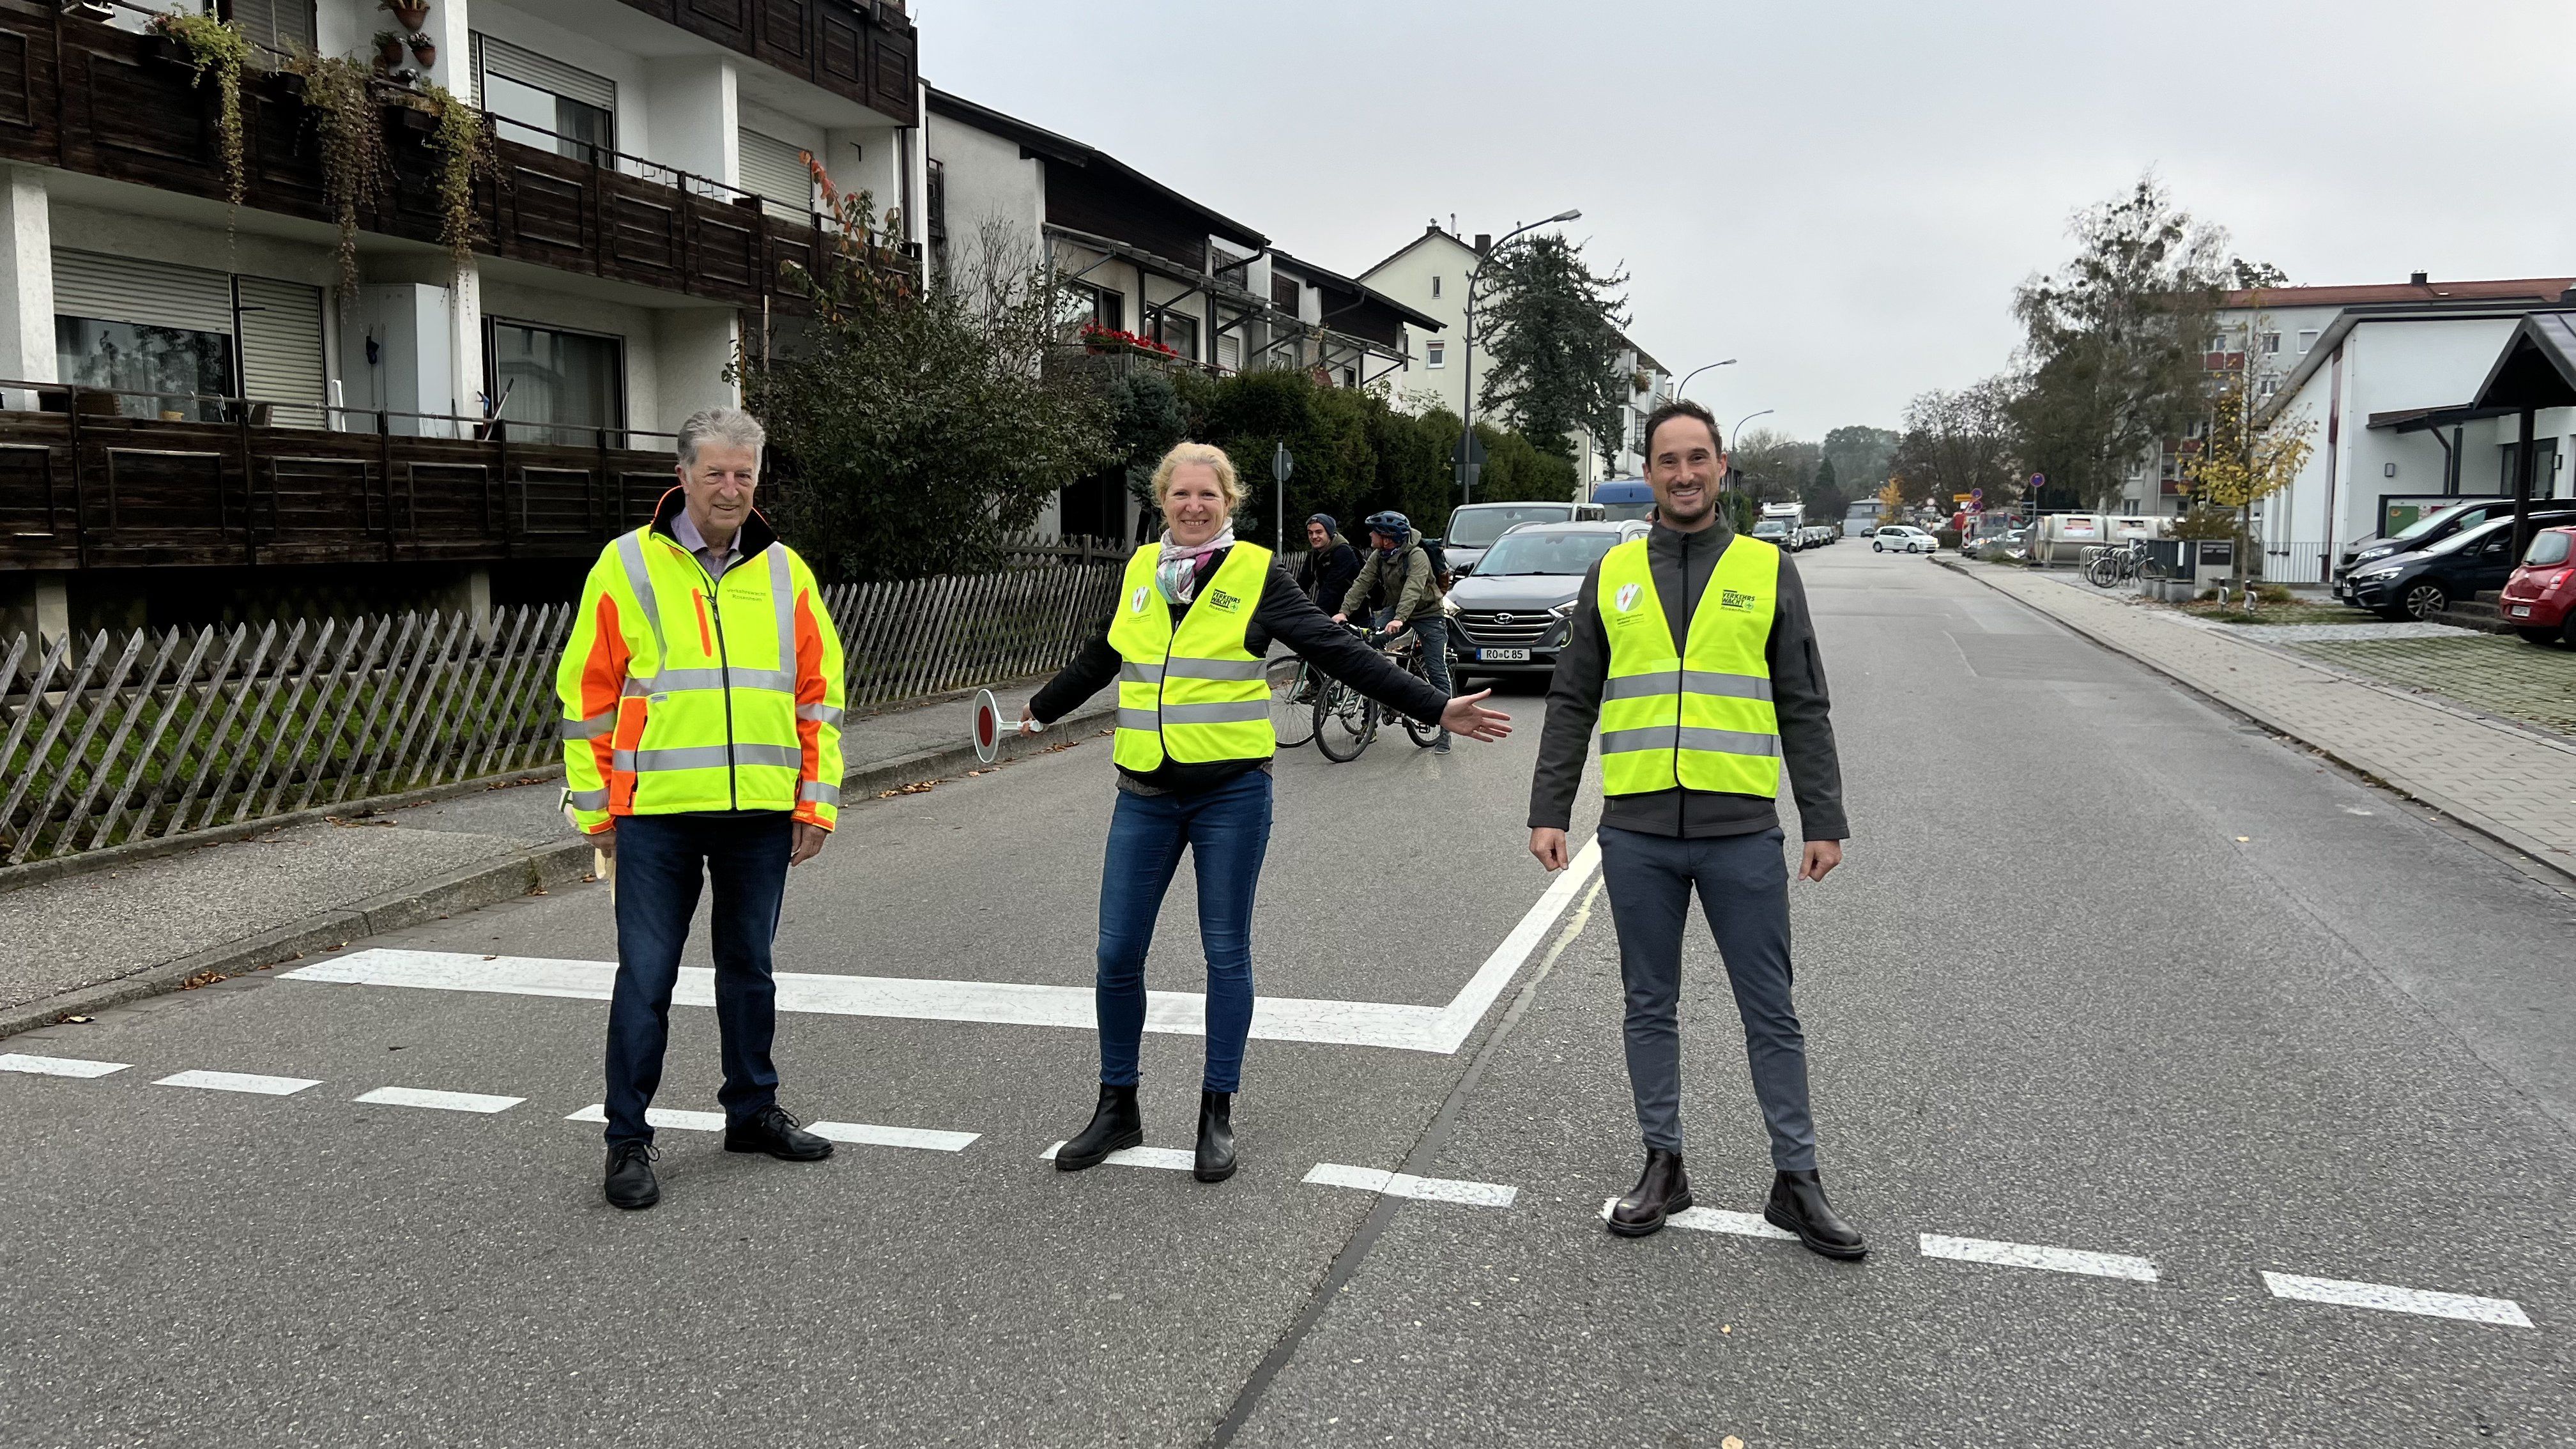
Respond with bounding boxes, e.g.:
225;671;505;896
1473;233;1492;255
2409;270;2429;286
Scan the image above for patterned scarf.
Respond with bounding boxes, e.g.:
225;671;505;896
1155;525;1236;604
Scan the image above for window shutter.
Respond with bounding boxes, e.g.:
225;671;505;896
237;276;327;427
227;0;316;54
739;128;813;215
51;250;233;334
471;33;617;114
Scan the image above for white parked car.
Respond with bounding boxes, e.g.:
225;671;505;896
1873;525;1938;554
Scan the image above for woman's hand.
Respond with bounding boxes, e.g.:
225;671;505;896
1439;689;1512;742
1018;705;1041;736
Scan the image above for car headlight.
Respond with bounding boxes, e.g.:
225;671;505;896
2353;566;2401;581
1549;600;1578;618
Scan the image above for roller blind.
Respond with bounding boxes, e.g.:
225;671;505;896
739;128;813;215
228;0;316;54
470;33;616;114
51;250;233;334
237;275;326;425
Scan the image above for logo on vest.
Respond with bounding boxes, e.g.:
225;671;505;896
1207;588;1242;613
1130;585;1152;614
1614;582;1642;614
1721;588;1761;613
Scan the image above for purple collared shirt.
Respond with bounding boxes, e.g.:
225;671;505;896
671;509;744;581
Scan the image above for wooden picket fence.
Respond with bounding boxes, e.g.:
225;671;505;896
0;560;1120;867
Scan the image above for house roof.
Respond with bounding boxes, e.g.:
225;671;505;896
2471;312;2576;411
2225;277;2576;310
2262;301;2576;420
1357;224;1482;281
924;88;1268;250
1266;249;1443;332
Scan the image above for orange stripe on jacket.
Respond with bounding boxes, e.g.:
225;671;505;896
792;586;830;829
579;592;633;820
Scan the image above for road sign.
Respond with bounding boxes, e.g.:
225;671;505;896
970;687;1033;766
1272;443;1294;484
1273;443;1293;550
1952;494;1972;504
1452;431;1488;468
2029;473;2045;488
1972;487;1984;504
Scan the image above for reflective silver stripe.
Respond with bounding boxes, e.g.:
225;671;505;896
624;676;655;696
1163;657;1266;681
558;710;615;740
766;543;797;689
1602;670;1680;701
645;666;795;694
1683;670;1775;702
611;742;805;772
1600;725;1779;756
1160;700;1270;724
797;702;843;726
1118;662;1165;684
615;530;666;659
567;788;610;809
1116;708;1161;732
799;780;840;805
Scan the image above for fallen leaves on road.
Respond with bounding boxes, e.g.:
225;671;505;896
324;815;396;829
877;780;940;799
59;1015;93;1024
178;971;227;990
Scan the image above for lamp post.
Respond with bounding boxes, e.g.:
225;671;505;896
1724;408;1773;494
1458;208;1581;506
1670;358;1736;404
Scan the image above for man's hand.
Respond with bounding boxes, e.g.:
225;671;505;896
591;824;615;859
1529;827;1569;872
1384;617;1409;636
1440;689;1512;741
1800;840;1843;882
790;822;829;867
1331;613;1347;625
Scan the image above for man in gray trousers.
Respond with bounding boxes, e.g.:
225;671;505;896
1527;399;1862;1255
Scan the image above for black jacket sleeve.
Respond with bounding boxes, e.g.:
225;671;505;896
1029;615;1121;724
1766;555;1848;841
1528;562;1608;832
1255;565;1449;724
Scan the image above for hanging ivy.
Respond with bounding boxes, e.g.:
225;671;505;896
148;11;252;211
415;84;496;279
283;52;391;309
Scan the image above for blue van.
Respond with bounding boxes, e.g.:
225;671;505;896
1591;479;1654;522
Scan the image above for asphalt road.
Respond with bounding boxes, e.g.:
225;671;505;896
4;542;2572;1447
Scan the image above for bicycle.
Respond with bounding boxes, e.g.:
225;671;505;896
1266;654;1318;748
1379;626;1445;749
1310;636;1378;762
2083;540;2168;589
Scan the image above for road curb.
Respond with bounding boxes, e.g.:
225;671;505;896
0;698;1117;1043
1942;558;2574;875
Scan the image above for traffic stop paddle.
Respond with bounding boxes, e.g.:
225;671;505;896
970;687;1038;766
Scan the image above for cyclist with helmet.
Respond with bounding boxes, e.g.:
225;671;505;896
1334;510;1455;753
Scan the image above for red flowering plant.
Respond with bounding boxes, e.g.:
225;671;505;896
1078;321;1177;358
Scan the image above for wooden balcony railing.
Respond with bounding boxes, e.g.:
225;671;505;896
611;0;917;125
0;0;850;312
0;381;684;571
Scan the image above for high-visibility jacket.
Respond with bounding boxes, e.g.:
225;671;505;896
1595;533;1781;798
1108;540;1276;772
556;497;845;834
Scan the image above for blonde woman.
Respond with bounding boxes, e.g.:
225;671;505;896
1022;443;1512;1181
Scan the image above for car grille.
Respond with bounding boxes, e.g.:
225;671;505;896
1455;611;1557;648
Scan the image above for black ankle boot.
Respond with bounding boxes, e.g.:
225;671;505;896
1605;1148;1690;1237
1764;1167;1867;1259
1055;1082;1142;1171
1193;1089;1236;1183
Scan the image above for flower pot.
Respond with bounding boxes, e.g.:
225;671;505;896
374;38;405;68
408;37;436;66
386;2;431;31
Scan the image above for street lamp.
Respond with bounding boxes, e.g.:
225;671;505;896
1670;358;1736;404
1457;208;1581;505
1724;408;1773;493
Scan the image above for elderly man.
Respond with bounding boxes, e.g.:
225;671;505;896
557;407;847;1211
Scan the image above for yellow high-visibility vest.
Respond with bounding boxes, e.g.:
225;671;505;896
1595;534;1781;797
1107;540;1276;771
556;516;845;832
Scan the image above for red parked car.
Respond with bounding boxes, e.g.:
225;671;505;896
2500;526;2576;645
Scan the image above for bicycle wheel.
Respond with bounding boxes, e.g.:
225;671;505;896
1312;681;1376;762
1267;657;1317;748
2139;558;2168;582
1401;657;1441;746
2085;556;2118;588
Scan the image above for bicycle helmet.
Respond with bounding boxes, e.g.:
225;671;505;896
1362;510;1412;540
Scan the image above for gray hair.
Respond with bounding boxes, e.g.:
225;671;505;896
676;407;767;466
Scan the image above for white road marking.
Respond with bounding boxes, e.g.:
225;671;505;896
2260;1271;2532;1328
1039;1141;1195;1171
1919;1233;2159;1282
353;1086;525;1114
1598;1199;1798;1240
808;1121;978;1152
280;842;1603;1057
565;1104;726;1131
0;1052;128;1078
154;1069;319;1096
1303;1163;1517;1208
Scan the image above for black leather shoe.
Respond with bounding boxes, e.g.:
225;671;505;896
1605;1149;1691;1238
604;1141;659;1211
1193;1089;1236;1183
1055;1082;1142;1171
724;1105;834;1162
1764;1167;1867;1259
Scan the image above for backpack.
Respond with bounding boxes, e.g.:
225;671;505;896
1416;539;1455;594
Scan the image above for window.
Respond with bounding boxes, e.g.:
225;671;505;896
488;319;624;445
56;317;234;422
2258;377;2278;399
2297;329;2320;353
225;0;314;53
473;35;615;165
1431;275;1442;299
1342;367;1356;388
2260;332;2280;353
1149;307;1198;359
1425;340;1445;368
1055;282;1121;336
739;128;815;218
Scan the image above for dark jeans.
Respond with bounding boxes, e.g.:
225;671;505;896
1095;769;1272;1092
1597;824;1816;1170
1373;609;1453;717
604;812;792;1146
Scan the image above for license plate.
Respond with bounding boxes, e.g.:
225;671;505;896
1477;648;1531;662
2511;604;2534;617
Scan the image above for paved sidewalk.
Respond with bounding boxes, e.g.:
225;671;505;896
1953;561;2576;867
0;678;1109;1034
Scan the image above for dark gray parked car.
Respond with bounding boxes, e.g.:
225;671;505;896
1446;521;1647;682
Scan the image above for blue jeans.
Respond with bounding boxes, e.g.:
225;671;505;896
603;812;792;1146
1094;770;1273;1092
1374;610;1453;709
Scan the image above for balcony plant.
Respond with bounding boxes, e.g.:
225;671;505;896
146;10;251;210
1078;321;1176;359
416;84;496;277
283;52;392;305
407;32;436;67
372;30;405;70
381;0;431;34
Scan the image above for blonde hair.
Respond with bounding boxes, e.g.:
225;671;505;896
1151;442;1245;512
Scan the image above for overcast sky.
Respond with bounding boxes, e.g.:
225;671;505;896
924;0;2576;441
